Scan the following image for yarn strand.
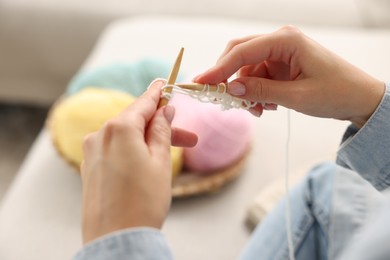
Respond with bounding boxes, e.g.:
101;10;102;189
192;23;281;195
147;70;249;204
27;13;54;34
285;109;295;260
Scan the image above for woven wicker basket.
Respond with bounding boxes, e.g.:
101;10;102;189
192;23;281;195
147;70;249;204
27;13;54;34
46;97;250;198
171;150;249;197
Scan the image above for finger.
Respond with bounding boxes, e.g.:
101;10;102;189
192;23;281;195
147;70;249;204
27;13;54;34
247;103;278;116
238;62;269;78
228;77;299;107
80;160;88;183
194;37;270;84
195;27;301;84
82;132;99;164
248;103;264;117
119;79;165;130
145;105;174;159
242;61;292;80
264;103;278;110
216;34;260;63
193;35;261;83
171;128;198;147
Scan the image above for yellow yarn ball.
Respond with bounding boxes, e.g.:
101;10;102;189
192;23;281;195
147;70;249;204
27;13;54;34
50;87;183;177
171;146;183;178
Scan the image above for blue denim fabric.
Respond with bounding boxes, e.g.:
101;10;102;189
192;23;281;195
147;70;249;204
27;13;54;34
239;163;386;260
336;196;390;260
73;228;174;260
337;83;390;191
332;83;390;259
73;83;390;260
330;168;387;260
239;162;335;260
240;83;390;260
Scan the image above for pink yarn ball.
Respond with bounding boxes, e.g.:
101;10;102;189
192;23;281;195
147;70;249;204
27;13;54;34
171;94;254;173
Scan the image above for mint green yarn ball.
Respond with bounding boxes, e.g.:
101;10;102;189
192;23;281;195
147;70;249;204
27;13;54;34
66;58;176;97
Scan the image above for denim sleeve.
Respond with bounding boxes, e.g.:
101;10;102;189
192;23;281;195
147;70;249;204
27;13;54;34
337;82;390;191
73;228;174;260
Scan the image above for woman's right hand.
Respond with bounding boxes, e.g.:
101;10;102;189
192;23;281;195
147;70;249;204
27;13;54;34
194;26;385;128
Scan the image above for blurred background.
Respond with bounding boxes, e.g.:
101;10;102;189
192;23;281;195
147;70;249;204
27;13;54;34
0;0;389;202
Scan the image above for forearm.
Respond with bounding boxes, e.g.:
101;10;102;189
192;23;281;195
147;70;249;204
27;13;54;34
337;82;390;191
73;228;174;260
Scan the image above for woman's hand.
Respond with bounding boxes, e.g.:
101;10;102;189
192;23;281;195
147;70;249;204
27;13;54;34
81;80;197;244
195;26;385;127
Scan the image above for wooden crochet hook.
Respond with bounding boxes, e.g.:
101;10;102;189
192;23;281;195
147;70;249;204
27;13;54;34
158;47;184;107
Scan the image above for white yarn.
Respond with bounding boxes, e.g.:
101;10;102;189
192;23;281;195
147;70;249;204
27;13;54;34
285;109;295;260
160;82;258;111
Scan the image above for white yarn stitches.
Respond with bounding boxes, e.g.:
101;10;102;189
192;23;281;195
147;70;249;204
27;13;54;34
160;82;258;111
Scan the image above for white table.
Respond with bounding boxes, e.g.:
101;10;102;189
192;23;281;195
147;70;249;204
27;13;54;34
0;16;389;260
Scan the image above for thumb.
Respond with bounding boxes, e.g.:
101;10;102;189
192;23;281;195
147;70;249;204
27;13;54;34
146;105;175;159
228;77;298;107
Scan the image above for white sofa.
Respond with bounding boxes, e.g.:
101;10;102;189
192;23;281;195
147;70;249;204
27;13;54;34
1;0;389;105
0;15;389;260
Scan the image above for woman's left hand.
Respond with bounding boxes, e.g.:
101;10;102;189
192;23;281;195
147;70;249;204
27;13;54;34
81;80;197;244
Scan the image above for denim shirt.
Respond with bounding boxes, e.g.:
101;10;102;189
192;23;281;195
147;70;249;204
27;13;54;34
73;228;174;260
74;83;390;260
337;82;390;191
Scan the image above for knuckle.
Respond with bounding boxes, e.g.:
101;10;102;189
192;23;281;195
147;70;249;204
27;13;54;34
102;118;130;138
154;121;171;138
82;132;96;152
281;24;301;35
278;25;304;42
215;66;230;82
249;78;268;102
230;44;246;64
226;38;242;50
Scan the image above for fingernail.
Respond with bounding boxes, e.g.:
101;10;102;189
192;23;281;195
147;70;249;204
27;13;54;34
148;78;165;89
228;82;246;96
264;103;278;111
192;74;201;82
163;105;175;123
249;107;262;117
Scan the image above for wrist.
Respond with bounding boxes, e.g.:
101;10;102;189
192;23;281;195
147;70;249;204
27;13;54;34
349;80;385;128
82;213;163;244
81;190;169;244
